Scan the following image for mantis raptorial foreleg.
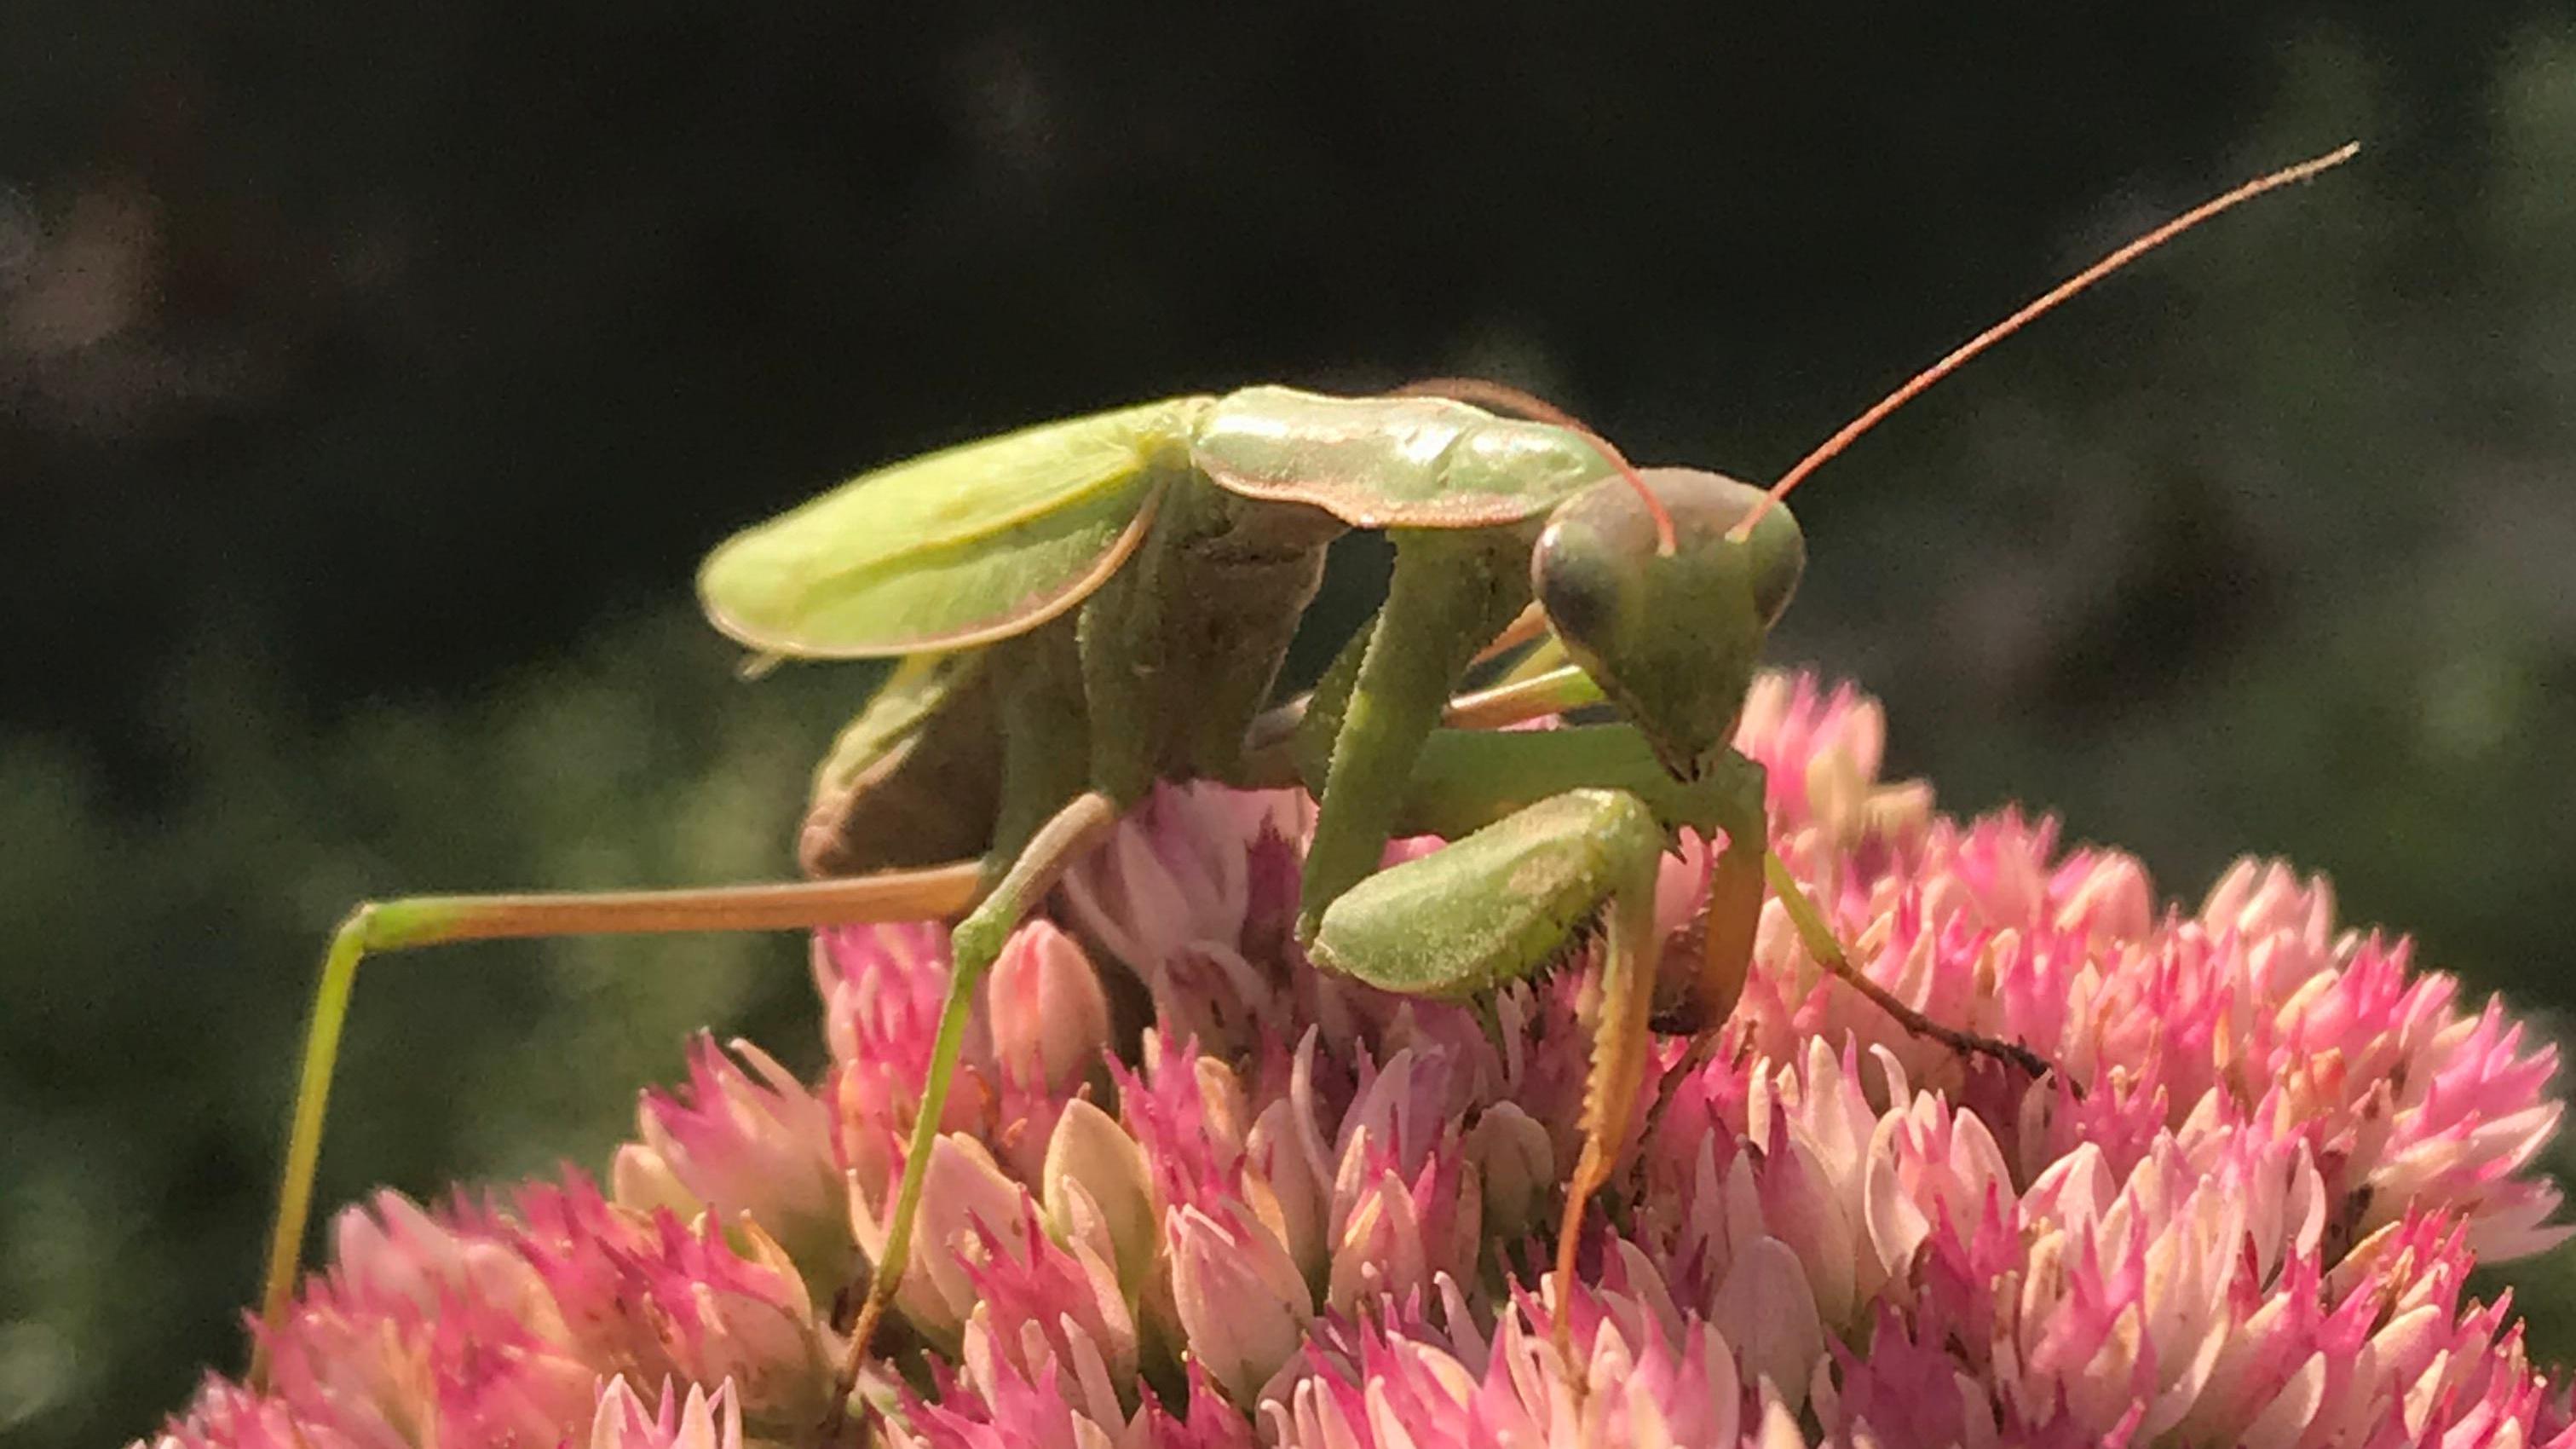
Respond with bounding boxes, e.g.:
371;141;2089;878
1296;529;1536;942
1304;787;1668;1376
1397;722;2049;1067
1309;720;2052;1376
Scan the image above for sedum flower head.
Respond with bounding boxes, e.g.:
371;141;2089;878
141;672;2575;1449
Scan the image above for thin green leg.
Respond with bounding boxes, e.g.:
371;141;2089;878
250;863;983;1383
834;792;1121;1405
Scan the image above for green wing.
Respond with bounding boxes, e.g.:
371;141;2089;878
699;395;1213;657
799;653;1003;876
1193;386;1615;529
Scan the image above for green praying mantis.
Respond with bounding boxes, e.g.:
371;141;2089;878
250;144;2358;1409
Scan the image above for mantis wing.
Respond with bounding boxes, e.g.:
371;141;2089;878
1192;386;1613;529
699;396;1213;657
798;653;1002;876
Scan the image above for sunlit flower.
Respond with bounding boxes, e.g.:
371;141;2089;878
1172;1203;1312;1404
985;920;1112;1098
850;1133;1037;1349
510;1177;838;1430
1265;1267;1770;1449
135;1381;369;1449
611;1034;847;1285
141;672;2576;1449
586;1378;742;1449
254;1262;596;1449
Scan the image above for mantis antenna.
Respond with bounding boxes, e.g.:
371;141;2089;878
1732;141;2361;540
1392;376;1680;557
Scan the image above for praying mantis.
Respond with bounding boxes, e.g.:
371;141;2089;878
250;144;2358;1411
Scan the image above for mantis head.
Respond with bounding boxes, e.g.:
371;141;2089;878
1532;469;1805;779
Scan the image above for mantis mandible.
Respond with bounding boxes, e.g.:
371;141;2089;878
250;144;2358;1408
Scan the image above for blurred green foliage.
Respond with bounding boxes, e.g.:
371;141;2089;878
0;618;860;1439
4;10;2574;1446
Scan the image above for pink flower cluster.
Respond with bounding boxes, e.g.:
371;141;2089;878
140;674;2573;1449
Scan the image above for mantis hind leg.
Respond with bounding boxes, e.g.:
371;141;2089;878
834;791;1121;1410
252;863;984;1383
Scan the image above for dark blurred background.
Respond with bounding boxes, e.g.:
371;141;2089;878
7;6;2574;1443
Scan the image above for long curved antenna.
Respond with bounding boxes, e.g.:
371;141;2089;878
1732;141;2360;540
1392;377;1679;557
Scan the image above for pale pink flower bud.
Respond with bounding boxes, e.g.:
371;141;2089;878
1461;1101;1553;1244
617;1036;846;1284
327;1189;560;1331
504;1181;833;1430
1169;1204;1311;1405
954;1210;1139;1396
1863;1088;2014;1279
135;1383;370;1449
1334;1047;1454;1179
1738;1041;1889;1325
1734;674;1896;835
663;1221;837;1427
852;1134;1034;1347
986;920;1111;1095
586;1379;743;1449
2201;856;2338;951
1061;782;1301;980
1151;942;1290;1058
1237;1031;1336;1279
1040;1096;1159;1295
1326;1149;1428;1313
1194;1054;1253;1159
2049;848;2153;944
1706;1237;1827;1414
610;1142;692;1222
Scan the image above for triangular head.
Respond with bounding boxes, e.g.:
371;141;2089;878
1533;468;1806;781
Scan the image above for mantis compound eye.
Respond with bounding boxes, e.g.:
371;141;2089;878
1741;493;1806;627
1534;468;1807;775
